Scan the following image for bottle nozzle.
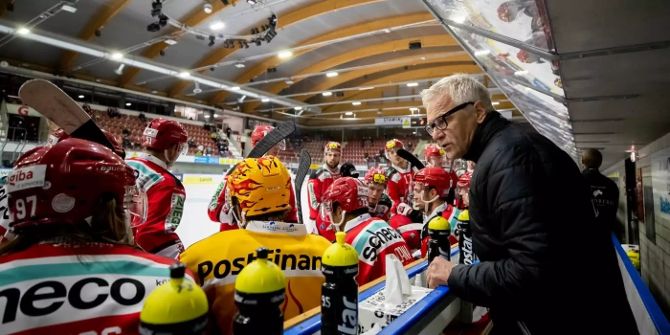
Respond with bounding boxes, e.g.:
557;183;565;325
335;232;346;245
169;263;186;279
256;247;269;260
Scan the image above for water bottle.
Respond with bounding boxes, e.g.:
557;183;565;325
456;210;475;265
139;263;208;335
233;247;286;335
321;231;359;335
427;215;451;261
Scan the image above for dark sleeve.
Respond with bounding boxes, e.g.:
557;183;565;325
448;151;549;307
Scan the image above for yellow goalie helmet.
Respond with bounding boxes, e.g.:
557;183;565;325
227;156;292;220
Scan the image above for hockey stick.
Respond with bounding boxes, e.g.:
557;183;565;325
246;121;296;158
294;149;311;226
397;148;425;170
18;79;115;150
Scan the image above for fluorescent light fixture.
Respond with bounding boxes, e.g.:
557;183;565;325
492;101;500;106
474;49;491;56
514;70;528;76
278;50;293;59
178;71;191;78
358;86;374;91
345;111;354;116
78;94;84;99
326;71;338;78
209;21;225;31
110;52;124;60
61;4;77;13
17;27;30;35
164;39;178;45
294;106;303;111
406;82;419;87
351;101;361;106
125;102;132;107
261;98;270;103
231;86;241;91
322;91;333;97
234;62;245;68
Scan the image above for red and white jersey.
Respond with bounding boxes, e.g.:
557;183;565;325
0;242;181;335
386;164;415;216
207;175;298;232
126;154;185;254
343;213;413;285
307;165;340;220
420;202;459;257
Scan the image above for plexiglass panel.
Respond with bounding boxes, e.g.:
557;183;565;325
425;0;553;52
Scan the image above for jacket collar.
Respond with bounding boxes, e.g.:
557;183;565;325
463;111;510;163
245;220;307;236
343;213;372;233
141;153;169;170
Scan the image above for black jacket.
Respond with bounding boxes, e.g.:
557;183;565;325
448;112;637;334
582;168;620;235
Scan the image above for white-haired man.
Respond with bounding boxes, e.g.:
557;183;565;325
422;74;636;334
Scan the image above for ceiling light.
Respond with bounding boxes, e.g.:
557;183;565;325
125;102;132;107
205;114;210;118
474;49;491;56
61;4;77;13
278;50;293;59
409;107;419;113
178;71;191;78
114;64;125;75
453;15;467;24
326;71;338;78
203;3;213;13
514;70;528;76
345;111;354;116
352;101;361;106
285;79;294;85
209;21;225;31
151;90;159;94
247;0;257;4
261;98;270;103
406;82;418;87
294;106;303;111
164;39;178;45
231;86;241;90
383;28;391;33
78;94;84;99
110;52;124;60
358;86;374;91
214;114;220;118
193;82;202;94
234;62;245;68
322;91;333;97
17;27;30;35
492;101;500;106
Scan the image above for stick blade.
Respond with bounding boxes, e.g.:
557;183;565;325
247;121;296;158
294;149;311;226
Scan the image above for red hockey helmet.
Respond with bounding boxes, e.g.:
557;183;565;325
7;138;139;230
364;167;388;186
142;118;188;150
389;214;421;251
324;141;342;153
457;171;472;188
414;167;454;199
322;177;368;213
424;143;445;160
385;138;404;152
48;128;126;159
251;124;274;146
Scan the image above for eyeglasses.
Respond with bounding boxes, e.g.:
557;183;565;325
425;101;474;136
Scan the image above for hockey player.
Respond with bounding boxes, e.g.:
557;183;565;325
412;167;459;257
180;156;331;335
127;118;188;258
455;169;472;209
207;124;296;231
0;138;178;334
384;139;416;217
424;143;446;168
364;167;392;220
321;177;413;285
307;141;342;221
0;127;126;244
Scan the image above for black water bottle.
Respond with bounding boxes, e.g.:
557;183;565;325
233;247;285;335
456;210;476;265
427;215;451;261
321;231;360;335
